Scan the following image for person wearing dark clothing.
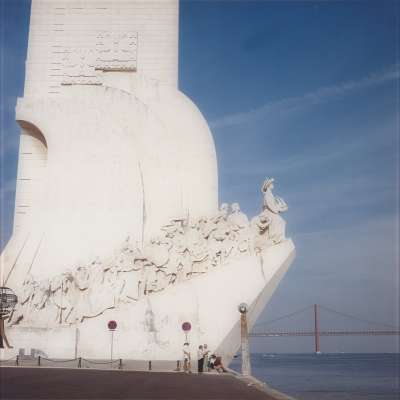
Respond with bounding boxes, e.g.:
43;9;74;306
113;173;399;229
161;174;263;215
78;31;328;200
197;345;204;373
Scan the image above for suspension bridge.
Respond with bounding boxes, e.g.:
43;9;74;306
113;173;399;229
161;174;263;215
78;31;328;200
250;304;400;353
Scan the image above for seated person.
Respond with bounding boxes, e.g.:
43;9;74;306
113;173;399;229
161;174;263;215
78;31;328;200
208;354;216;370
208;354;227;373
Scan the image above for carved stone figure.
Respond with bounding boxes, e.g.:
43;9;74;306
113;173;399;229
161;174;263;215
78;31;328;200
110;241;143;302
115;241;138;272
144;237;170;269
161;217;185;238
228;203;251;255
119;269;141;302
27;279;51;325
32;280;50;311
228;203;249;230
214;203;229;223
261;178;288;244
140;260;158;295
66;267;92;323
103;265;125;307
9;274;37;325
208;204;233;265
251;210;273;251
174;243;192;282
50;274;73;324
198;216;216;240
186;222;209;274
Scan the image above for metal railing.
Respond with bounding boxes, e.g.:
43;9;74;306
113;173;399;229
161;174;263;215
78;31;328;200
0;355;181;371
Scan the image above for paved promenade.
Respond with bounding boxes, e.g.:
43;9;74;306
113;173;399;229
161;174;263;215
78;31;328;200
0;367;286;399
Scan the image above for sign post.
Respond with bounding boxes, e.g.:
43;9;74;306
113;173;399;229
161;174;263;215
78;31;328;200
107;320;117;361
181;321;192;372
238;303;251;376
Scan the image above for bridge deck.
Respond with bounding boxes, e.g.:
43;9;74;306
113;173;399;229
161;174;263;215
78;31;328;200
251;330;400;337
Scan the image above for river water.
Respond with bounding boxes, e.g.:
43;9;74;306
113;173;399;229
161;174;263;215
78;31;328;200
230;353;399;400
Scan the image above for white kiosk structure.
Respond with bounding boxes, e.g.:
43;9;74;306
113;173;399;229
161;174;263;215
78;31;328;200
0;0;295;362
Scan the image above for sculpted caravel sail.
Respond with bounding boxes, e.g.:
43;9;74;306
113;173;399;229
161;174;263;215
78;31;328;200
0;0;295;362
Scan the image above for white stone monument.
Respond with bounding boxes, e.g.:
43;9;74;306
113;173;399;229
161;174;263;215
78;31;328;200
0;0;295;363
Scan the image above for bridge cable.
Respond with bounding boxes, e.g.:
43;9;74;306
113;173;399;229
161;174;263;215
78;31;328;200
253;305;314;328
318;305;399;329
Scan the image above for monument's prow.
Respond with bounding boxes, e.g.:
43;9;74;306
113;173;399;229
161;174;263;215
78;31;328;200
1;0;294;363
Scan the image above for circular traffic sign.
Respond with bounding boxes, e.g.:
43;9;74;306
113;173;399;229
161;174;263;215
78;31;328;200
108;320;117;330
181;321;191;332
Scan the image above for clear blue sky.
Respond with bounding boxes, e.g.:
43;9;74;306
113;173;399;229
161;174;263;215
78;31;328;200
1;0;399;353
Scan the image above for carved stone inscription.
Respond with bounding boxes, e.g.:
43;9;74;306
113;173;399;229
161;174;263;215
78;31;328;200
96;31;137;71
61;31;137;85
62;48;101;85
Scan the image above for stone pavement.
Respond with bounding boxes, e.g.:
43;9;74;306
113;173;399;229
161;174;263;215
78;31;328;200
0;367;283;399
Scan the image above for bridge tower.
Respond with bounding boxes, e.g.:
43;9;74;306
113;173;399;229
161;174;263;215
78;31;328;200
314;304;321;354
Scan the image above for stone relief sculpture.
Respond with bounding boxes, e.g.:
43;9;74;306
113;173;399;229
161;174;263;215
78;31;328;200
8;179;288;328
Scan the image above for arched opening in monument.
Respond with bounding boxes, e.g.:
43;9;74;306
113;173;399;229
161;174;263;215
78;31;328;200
13;121;48;232
18;121;48;149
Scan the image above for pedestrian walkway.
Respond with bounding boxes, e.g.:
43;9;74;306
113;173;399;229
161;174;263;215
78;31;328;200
0;366;284;399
